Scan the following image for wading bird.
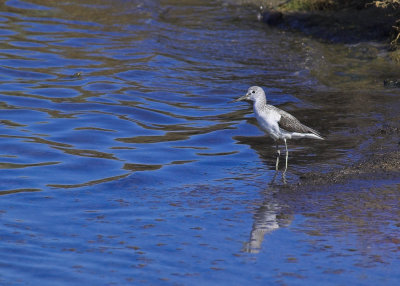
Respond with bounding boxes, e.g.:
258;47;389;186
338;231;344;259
235;86;324;171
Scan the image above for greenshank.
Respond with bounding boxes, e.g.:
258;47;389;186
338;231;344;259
235;86;324;171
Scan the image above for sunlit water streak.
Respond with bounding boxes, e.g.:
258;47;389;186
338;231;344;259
0;0;399;285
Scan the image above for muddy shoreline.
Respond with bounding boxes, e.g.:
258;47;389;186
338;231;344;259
260;8;396;44
285;121;400;190
254;1;400;60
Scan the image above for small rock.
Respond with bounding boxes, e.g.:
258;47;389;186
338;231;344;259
383;79;400;88
71;72;82;78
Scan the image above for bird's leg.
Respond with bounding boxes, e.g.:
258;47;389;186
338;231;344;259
284;138;288;171
275;142;280;171
275;142;280;157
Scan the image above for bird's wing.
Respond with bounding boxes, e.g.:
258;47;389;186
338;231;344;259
271;106;321;136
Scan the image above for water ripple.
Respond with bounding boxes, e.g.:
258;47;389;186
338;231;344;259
0;1;399;284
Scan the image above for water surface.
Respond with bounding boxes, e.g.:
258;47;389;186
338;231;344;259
0;0;399;285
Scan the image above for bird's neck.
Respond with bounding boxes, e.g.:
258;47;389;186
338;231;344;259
253;96;267;110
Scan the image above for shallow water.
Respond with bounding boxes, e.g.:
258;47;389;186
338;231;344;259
0;0;399;285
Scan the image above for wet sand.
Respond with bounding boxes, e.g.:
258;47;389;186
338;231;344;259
287;120;400;189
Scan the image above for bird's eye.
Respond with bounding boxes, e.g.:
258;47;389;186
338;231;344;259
252;90;255;94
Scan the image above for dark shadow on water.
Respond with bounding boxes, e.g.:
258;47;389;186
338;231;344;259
0;188;42;196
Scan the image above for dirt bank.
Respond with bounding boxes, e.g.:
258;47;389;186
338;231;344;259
259;0;400;51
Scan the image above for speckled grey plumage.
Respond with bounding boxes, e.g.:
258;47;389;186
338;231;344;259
268;104;322;136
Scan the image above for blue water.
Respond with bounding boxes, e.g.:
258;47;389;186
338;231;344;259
0;0;399;285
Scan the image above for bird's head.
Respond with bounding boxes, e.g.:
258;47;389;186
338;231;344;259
234;86;266;103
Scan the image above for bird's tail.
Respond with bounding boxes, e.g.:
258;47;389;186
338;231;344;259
290;132;324;140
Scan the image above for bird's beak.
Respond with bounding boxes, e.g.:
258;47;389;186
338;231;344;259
233;93;250;102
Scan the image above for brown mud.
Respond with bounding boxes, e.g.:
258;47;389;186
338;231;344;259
286;121;400;190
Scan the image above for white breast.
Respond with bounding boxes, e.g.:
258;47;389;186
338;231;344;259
253;104;282;140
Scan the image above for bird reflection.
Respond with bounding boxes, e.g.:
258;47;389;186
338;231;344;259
243;192;292;253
